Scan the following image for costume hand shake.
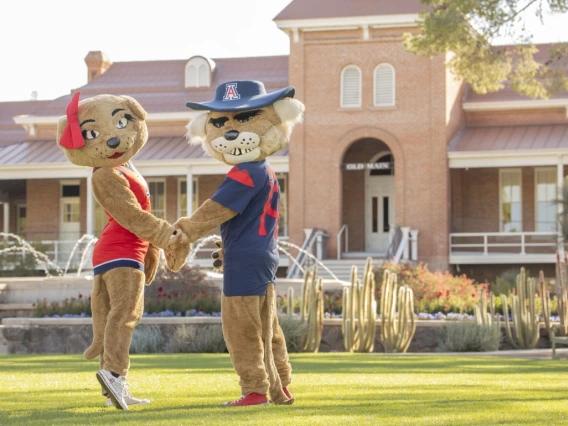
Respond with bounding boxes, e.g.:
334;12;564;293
166;80;304;406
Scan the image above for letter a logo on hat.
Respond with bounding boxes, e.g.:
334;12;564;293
223;83;240;101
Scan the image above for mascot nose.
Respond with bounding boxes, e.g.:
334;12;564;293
225;131;240;141
106;137;120;149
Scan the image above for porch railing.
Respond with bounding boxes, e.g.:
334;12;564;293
449;231;558;258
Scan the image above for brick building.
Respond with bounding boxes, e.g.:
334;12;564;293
0;0;567;280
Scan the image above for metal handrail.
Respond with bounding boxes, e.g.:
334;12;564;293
384;226;402;262
449;231;558;256
337;224;348;260
286;229;326;278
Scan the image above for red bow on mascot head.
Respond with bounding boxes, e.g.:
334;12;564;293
59;92;85;150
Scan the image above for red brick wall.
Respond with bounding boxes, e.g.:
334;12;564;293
26;179;59;241
165;176;178;224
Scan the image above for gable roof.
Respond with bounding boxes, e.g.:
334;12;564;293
274;0;424;21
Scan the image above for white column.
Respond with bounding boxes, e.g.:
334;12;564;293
558;156;565;259
401;226;410;260
410;229;419;261
186;167;193;217
86;173;94;235
3;202;9;234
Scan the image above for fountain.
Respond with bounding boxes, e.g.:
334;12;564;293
0;233;64;276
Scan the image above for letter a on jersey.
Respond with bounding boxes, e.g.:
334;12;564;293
223;83;240;101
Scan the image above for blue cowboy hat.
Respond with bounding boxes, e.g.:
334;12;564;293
185;80;295;112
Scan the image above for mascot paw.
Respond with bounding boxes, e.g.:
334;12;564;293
211;240;223;271
165;229;191;272
144;244;160;285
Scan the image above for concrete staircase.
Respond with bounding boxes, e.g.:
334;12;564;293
308;255;386;282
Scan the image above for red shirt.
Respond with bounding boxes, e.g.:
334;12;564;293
92;163;151;276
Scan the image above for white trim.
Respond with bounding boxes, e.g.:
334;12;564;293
463;99;568;117
340;65;362;108
448;149;568;168
177;176;199;218
146;178;167;220
449;253;556;265
499;168;522;233
275;14;420;30
534;167;557;233
13;111;205;126
0;156;290;180
373;63;396;107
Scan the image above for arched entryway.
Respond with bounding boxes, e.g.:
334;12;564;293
342;138;395;254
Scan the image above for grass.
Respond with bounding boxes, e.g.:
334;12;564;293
0;353;567;425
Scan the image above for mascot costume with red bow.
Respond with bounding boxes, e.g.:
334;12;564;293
56;92;190;410
165;80;304;406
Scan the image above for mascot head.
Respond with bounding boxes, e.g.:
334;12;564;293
56;92;148;168
185;80;304;166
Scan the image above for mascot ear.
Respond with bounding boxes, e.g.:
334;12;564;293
119;95;147;120
274;98;305;125
56;115;68;146
186;112;209;144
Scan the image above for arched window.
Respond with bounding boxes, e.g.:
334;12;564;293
374;64;395;107
185;56;215;88
370;153;394;176
340;65;362;108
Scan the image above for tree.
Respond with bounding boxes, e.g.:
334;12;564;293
403;0;568;98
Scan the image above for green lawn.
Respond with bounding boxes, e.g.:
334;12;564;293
0;353;567;425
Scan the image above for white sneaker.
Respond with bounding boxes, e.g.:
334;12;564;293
97;370;128;410
104;382;150;407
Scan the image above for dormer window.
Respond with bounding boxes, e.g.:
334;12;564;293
185;56;215;88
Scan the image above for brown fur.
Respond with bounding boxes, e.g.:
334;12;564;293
56;94;191;378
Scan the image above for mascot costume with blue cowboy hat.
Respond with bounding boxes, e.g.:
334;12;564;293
165;80;304;406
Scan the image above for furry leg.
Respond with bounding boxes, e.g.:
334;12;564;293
221;294;269;396
84;275;110;360
262;284;289;404
272;313;293;388
102;267;145;376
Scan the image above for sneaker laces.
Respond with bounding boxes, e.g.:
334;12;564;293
228;394;247;405
123;382;133;399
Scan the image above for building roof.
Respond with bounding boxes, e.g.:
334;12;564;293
274;0;424;20
0;100;47;146
0;138;289;166
28;55;289;117
449;124;568;152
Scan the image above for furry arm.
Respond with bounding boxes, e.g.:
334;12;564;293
174;199;237;243
92;167;176;249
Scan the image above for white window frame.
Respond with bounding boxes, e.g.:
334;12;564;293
177;177;199;218
499;169;522;232
534;167;557;232
340;65;362;108
373;63;395;107
147;178;167;220
16;203;26;235
185;57;212;88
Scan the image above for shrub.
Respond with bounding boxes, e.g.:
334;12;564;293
278;316;308;353
170;324;226;353
436;321;502;352
130;325;165;354
33;294;91;317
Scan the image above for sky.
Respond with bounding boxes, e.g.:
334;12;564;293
0;0;566;103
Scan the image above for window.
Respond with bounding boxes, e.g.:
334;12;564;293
370;154;394;176
178;178;199;217
340;65;361;108
16;204;26;235
535;168;557;232
500;169;522;232
185;56;214;88
277;174;288;237
148;180;166;219
374;64;395;107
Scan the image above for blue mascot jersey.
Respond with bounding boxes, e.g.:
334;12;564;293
211;160;280;296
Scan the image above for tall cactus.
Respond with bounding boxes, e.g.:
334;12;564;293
380;269;416;353
300;266;324;352
501;267;540;349
474;289;496;326
342;257;377;352
286;286;294;319
554;255;568;336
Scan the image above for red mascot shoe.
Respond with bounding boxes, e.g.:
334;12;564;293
222;392;269;407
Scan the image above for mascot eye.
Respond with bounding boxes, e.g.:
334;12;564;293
237;116;253;124
116;117;128;129
82;130;100;140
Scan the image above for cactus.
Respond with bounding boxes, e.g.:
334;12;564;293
539;271;551;336
342;257;377;352
474;289;496;326
300;266;324;352
501;267;540;349
286;286;294;319
554;255;568;336
380;269;416;353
